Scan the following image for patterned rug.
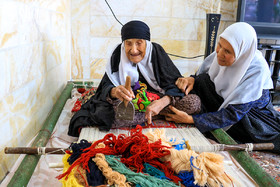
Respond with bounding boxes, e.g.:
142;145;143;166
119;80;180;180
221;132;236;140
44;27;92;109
249;151;280;183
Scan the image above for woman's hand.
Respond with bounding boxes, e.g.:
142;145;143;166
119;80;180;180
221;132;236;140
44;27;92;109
145;96;171;124
110;85;135;102
164;105;194;124
175;77;195;95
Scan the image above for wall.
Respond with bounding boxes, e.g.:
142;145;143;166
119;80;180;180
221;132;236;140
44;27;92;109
71;0;238;85
0;0;71;181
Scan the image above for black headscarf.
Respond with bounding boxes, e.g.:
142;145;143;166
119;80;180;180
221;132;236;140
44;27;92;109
121;20;150;41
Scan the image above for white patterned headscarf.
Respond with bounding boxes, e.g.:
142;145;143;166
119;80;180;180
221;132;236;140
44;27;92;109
198;22;273;110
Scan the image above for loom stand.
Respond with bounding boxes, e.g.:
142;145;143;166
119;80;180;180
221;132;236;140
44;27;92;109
211;129;279;186
7;82;73;187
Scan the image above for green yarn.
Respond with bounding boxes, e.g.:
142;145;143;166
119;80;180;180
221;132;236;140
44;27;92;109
105;155;179;187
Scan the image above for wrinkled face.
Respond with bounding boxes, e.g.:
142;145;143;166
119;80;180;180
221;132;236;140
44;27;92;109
124;39;146;63
216;37;236;66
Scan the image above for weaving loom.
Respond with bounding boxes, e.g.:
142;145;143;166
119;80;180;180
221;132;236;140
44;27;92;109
3;84;277;187
77;125;256;186
79;126;222;153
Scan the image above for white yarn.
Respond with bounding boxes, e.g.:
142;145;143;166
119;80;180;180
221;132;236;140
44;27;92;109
245;143;254;152
37;147;46;155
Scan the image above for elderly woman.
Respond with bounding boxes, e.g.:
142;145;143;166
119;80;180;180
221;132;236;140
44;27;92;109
68;20;200;137
165;22;280;153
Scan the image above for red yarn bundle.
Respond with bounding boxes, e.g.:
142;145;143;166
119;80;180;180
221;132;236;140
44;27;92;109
57;125;181;183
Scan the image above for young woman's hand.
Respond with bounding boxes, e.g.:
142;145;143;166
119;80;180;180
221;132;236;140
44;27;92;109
175;77;195;95
164;105;194;124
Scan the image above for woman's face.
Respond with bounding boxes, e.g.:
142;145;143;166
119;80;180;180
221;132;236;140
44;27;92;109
216;37;236;66
124;39;146;63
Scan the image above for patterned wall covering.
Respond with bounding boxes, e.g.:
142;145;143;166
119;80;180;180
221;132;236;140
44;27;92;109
71;0;238;85
0;0;71;180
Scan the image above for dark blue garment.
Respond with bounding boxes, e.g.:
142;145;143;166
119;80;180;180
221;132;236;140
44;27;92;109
193;90;271;133
191;73;280;153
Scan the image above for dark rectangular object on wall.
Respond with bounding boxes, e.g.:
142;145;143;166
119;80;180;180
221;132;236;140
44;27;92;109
204;13;221;59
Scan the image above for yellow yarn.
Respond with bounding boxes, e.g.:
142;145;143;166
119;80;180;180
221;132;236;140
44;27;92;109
60;153;84;187
185;140;192;150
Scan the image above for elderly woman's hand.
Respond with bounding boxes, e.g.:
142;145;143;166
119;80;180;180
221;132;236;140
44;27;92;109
145;96;171;124
175;77;195;95
164;105;194;124
110;85;135;102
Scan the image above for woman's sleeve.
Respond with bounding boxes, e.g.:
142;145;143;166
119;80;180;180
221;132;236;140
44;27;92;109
192;104;252;133
151;43;184;97
192;90;271;133
94;73;115;101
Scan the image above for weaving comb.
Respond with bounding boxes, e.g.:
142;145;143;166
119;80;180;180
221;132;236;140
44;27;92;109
115;76;135;120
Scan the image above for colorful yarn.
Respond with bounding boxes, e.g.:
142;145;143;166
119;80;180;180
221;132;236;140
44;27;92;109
144;128;234;187
57;125;181;183
178;171;199;187
66;139;105;186
94;153;130;187
143;163;169;180
173;142;186;150
86;159;106;186
74;165;88;186
68;139;92;164
105;155;179;187
132;81;160;112
60;154;84;187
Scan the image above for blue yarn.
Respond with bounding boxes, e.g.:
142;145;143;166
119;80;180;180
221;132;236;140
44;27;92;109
86;159;106;186
178;171;200;187
190;156;201;171
143;163;170;180
173;143;185;150
171;138;187;150
67;139;91;164
67;139;106;186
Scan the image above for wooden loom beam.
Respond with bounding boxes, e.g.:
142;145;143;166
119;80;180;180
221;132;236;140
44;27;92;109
7;82;73;187
6;81;279;186
4;142;274;155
